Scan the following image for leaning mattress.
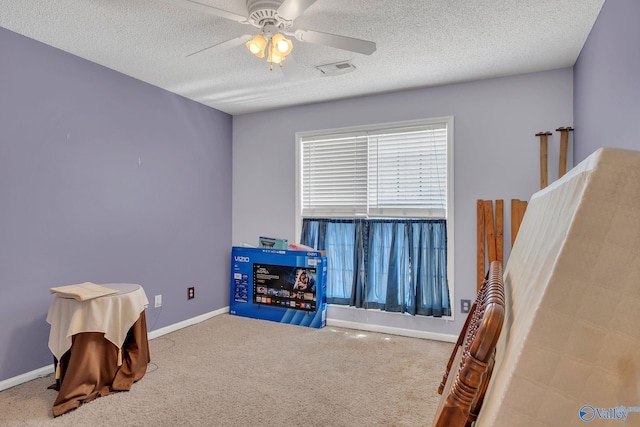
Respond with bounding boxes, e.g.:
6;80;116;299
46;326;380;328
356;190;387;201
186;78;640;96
477;147;640;426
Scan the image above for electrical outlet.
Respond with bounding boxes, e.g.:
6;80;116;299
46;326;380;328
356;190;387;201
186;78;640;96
187;287;195;300
461;299;471;314
155;294;162;308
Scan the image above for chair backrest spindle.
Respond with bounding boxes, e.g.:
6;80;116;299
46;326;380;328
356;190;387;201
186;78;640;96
432;261;505;427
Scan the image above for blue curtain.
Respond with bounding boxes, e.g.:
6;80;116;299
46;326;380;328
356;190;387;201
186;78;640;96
301;218;450;317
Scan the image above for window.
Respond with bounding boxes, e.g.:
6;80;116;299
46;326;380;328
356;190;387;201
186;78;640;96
296;117;453;317
300;121;448;219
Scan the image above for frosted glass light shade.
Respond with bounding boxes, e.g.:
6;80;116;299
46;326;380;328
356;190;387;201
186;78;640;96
246;34;267;58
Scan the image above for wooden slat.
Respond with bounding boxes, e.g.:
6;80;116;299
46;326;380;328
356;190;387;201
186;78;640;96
557;127;573;179
511;199;518;248
477;200;485;291
541;136;548;188
536;132;551;189
484;200;496;264
495;199;504;265
559;132;568;178
511;199;528;248
519;201;528;231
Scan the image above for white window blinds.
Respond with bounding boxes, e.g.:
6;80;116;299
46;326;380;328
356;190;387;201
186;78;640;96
300;121;448;219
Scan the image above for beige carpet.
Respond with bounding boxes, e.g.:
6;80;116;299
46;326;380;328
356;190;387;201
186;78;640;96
0;314;453;426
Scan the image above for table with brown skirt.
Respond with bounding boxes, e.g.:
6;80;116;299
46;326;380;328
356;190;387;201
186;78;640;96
46;283;150;417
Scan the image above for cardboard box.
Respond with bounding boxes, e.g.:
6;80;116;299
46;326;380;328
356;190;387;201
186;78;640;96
229;247;327;328
258;236;288;250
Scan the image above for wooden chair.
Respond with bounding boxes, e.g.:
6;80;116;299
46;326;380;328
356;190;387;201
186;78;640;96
432;261;505;427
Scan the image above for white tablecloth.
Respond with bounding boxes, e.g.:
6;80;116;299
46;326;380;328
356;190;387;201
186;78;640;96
46;283;149;361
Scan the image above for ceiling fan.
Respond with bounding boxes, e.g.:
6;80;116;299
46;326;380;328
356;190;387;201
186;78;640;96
160;0;377;69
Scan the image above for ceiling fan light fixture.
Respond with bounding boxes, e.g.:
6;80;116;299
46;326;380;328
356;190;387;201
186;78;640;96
271;33;293;56
245;34;267;58
267;41;285;63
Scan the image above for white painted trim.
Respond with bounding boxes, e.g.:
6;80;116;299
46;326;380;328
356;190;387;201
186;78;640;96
445;116;455;319
0;365;54;392
0;307;230;392
325;318;458;343
294;133;302;243
147;306;229;339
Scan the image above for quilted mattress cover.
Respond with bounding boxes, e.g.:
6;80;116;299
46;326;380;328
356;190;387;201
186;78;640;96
477;147;640;426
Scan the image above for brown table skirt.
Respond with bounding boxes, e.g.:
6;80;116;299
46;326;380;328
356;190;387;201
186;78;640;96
50;311;150;417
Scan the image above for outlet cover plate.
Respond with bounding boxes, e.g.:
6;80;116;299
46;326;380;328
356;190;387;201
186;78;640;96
461;299;471;314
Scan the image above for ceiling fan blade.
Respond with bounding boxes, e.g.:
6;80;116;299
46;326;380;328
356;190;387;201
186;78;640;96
277;0;318;21
186;34;252;58
294;29;376;55
158;0;248;23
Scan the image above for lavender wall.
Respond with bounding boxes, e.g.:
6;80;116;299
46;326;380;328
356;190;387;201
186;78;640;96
0;27;232;382
233;68;573;337
574;0;640;162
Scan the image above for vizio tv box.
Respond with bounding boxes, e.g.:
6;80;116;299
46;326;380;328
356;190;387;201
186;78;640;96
229;247;327;328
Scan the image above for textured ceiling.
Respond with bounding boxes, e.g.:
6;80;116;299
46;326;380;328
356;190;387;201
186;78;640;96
0;0;605;115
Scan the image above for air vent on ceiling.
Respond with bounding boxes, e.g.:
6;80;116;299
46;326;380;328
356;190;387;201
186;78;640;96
316;61;356;76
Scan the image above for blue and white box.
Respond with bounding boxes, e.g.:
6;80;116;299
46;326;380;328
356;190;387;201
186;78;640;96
229;246;327;328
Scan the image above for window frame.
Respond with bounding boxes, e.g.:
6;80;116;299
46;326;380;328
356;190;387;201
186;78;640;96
295;116;455;319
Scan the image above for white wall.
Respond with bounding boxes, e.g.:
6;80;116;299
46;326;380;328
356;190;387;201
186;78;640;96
232;68;573;336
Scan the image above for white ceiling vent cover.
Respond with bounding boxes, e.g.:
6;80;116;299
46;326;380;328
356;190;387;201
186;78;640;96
316;61;357;75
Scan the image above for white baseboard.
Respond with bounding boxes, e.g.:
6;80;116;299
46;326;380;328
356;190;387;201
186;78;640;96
0;307;230;392
325;318;458;343
147;306;229;340
0;365;55;392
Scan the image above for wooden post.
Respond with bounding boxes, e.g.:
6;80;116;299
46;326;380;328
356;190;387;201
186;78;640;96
484;201;496;265
536;131;552;189
511;199;528;247
478;200;504;290
477;200;485;291
556;126;574;179
495;199;504;265
511;200;518;248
